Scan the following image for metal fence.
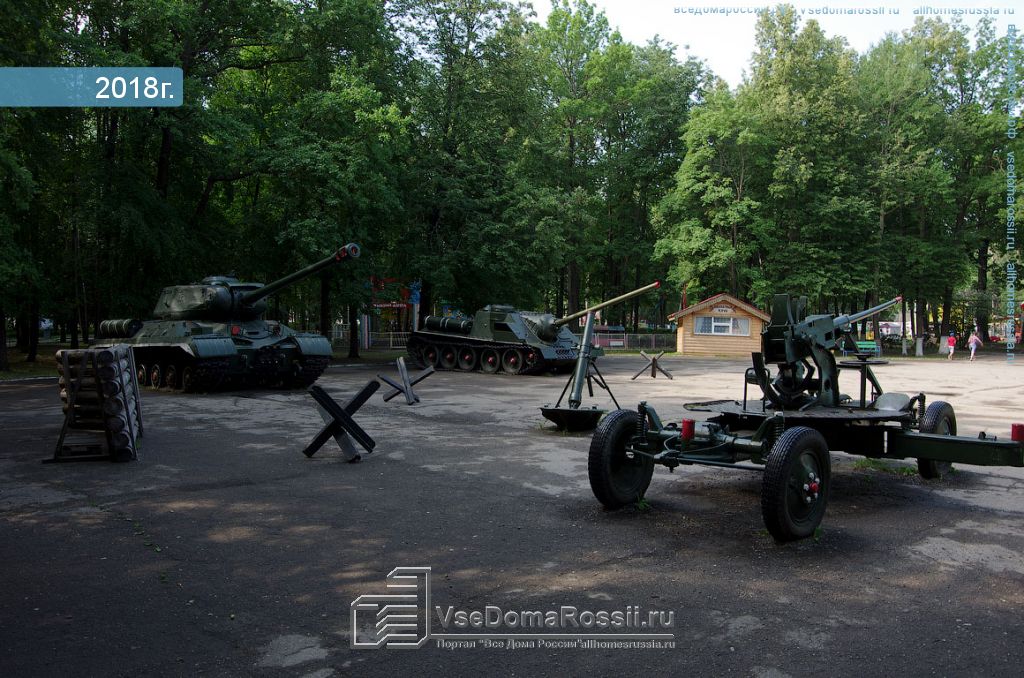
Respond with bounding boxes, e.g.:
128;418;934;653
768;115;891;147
330;328;675;352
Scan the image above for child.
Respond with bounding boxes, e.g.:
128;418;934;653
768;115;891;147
947;332;956;360
968;331;982;361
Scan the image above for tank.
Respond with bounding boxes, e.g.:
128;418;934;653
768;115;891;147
407;282;661;375
96;244;360;391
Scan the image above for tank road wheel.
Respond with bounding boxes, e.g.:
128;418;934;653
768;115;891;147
480;348;500;374
761;427;830;542
422;345;440;368
501;348;523;375
439;345;458;370
917;401;956;480
523;350;540;371
181;365;198;393
164;364;180;391
136;363;149;387
588;409;655;509
457;347;477;371
149;364;163;389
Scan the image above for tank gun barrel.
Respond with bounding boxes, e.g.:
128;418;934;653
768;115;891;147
834;296;902;329
239;243;360;306
553;281;661;329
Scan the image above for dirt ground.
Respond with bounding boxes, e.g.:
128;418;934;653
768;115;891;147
1;353;1022;677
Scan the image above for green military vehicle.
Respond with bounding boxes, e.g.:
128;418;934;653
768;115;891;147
97;244;359;391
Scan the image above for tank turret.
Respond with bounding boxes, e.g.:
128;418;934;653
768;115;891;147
96;243;360;392
151;244;360;321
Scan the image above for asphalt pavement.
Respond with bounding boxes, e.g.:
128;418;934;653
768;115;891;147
1;354;1023;677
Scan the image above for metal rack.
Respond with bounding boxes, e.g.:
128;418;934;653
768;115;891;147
52;345;144;462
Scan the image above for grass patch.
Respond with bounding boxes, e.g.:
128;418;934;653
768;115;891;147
330;349;407;364
852;457;918;476
0;349;58;380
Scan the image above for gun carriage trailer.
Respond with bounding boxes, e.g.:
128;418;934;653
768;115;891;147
588;294;1024;542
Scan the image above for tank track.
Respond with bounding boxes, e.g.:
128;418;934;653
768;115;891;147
132;350;329;391
285;356;331;388
407;335;573;376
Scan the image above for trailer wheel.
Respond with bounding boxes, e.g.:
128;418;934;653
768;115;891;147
917;401;956;479
588;409;654;509
761;426;830;542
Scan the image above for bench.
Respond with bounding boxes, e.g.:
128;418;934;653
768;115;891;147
841;340;880;357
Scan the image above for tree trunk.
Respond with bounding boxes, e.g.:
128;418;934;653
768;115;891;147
418;281;433;328
567;261;580;316
70;316;80;349
976;238;990;340
631;264;641;333
556;268;565;318
16;312;28;351
0;307;9;371
319;273;331;338
940;287;953;338
26;300;39;363
155;126;172;198
347;304;360;359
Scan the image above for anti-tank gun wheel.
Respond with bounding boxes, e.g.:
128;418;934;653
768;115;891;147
480;348;500;374
501;349;523;375
149;364;163;389
917;401;956;479
588;409;655;509
760;426;830;542
439;345;458;370
457;348;477;371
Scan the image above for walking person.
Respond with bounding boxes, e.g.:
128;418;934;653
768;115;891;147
947;332;956;360
968;331;983;361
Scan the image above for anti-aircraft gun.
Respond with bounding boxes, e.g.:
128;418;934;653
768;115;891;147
584;291;1024;542
751;295;902;410
97;244;360;391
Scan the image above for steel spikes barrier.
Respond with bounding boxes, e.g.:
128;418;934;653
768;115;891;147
631;350;673;380
378;357;435;405
303;382;378;461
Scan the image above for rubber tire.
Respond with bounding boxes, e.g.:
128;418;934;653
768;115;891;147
917;401;956;479
761;426;830;542
149;364;163;389
422;345;440;368
480;348;500;374
588;409;655;509
501;348;523;375
136;364;149;387
457;347;477;371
